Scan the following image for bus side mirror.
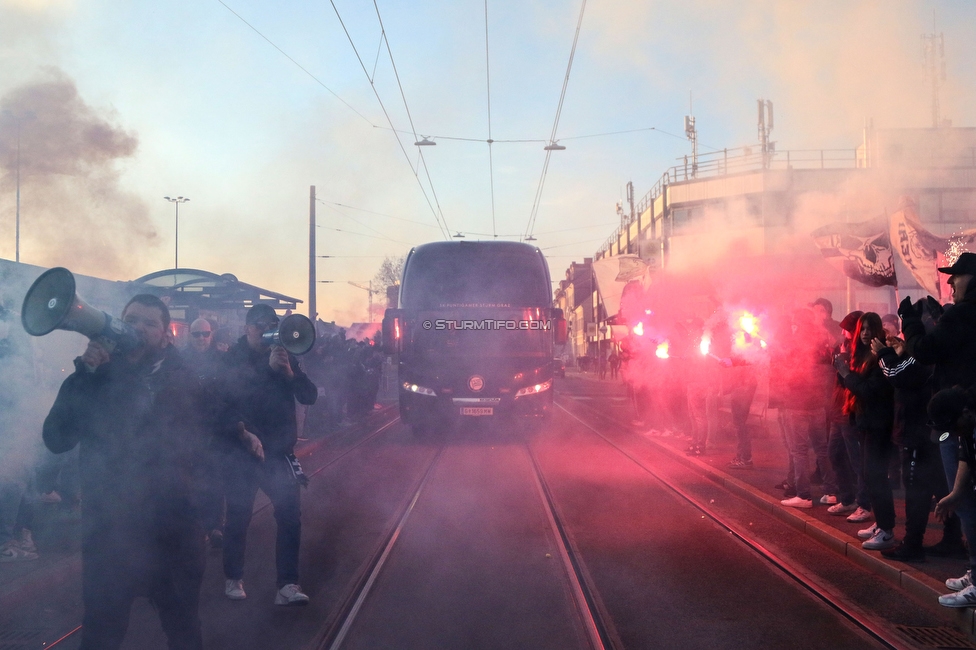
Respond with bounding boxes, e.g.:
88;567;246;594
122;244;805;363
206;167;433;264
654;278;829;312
382;309;404;355
552;308;568;345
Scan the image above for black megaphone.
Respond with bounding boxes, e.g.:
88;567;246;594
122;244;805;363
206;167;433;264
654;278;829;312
21;267;141;353
261;313;316;355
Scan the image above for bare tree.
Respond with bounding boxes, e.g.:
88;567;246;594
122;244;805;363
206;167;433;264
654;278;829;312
372;254;405;312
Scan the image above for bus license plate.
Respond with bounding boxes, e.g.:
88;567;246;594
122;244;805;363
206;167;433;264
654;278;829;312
461;407;493;416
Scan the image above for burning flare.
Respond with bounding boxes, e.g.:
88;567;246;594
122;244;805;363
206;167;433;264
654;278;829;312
655;341;670;359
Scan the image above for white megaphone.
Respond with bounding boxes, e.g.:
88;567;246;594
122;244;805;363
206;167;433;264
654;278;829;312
261;313;316;355
21;267;142;353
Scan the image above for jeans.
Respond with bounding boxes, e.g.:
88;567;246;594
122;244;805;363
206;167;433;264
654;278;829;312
861;428;896;531
939;440;976;570
223;453;302;587
687;382;719;448
730;380;758;462
0;479;26;546
782;408;833;500
827;420;869;508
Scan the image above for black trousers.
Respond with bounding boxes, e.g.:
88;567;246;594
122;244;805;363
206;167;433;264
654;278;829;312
79;522;205;650
902;441;952;548
222;454;302;587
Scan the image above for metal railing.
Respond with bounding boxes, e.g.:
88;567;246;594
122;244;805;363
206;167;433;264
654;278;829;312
596;145;857;256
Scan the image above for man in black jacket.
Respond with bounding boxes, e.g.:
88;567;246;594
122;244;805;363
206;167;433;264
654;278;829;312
218;304;317;606
875;336;961;561
43;294;207;650
901;252;976;392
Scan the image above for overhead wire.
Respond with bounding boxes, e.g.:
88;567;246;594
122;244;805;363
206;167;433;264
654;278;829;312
215;0;376;128
329;0;451;240
371;0;452;240
484;0;497;238
316;198;441;230
524;0;588;242
320;201;405;241
316;224;413;246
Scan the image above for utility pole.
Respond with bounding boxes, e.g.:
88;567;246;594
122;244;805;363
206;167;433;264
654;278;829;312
922;31;946;128
684;116;698;178
309;186;316;322
15;127;21;263
348;280;381;322
757;99;774;168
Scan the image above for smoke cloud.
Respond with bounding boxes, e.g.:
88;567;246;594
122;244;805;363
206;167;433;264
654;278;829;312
0;68;158;278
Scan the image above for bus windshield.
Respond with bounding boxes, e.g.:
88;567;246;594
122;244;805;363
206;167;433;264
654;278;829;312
400;243;550;310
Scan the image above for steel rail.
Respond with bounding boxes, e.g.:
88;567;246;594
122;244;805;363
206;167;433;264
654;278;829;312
555;398;911;650
526;444;617;650
304;445;446;650
42;624;82;648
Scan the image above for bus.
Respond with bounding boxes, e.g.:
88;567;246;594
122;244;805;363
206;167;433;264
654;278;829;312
382;241;567;432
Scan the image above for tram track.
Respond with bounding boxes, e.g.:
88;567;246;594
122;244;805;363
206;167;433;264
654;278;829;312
554;396;914;650
305;431;624;650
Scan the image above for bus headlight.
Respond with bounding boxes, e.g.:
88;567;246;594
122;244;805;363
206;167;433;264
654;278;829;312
402;382;437;397
514;379;552;399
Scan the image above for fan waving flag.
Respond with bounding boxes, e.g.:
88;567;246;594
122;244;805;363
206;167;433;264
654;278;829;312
890;199;976;300
811;216;897;287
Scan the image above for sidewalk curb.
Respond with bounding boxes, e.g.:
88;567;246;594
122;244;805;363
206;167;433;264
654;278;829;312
641;431;976;635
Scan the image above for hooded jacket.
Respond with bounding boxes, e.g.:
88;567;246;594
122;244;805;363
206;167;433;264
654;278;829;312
42;344;208;536
217;337;318;458
903;280;976;392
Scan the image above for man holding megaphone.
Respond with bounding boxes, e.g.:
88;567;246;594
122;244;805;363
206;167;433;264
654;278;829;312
42;294;208;650
215;304;317;606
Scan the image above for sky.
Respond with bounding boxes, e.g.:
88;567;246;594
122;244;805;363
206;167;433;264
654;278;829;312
1;0;975;325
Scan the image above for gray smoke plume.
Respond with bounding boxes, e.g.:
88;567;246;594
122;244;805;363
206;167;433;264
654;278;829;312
0;68;158;277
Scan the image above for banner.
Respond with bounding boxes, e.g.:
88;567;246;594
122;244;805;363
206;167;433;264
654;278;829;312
591;254;648;321
890;200;976;300
811;216;897;287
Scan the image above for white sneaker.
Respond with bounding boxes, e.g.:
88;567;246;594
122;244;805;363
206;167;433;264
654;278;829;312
857;523;880;540
827;502;857;515
940;583;976;608
846;507;873;523
225;579;246;600
0;541;38;562
947;570;973;592
780;496;813;509
18;530;37;554
862;528;896;550
275;583;309;606
819;494;838;505
38;491;62;504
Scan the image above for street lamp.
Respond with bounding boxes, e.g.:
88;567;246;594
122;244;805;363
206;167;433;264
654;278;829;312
163;196;189;268
3;109;36;263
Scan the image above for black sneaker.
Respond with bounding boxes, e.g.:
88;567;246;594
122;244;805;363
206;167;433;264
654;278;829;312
728;457;753;469
783;486;797;499
772;479;791;490
881;541;925;562
925;538;969;559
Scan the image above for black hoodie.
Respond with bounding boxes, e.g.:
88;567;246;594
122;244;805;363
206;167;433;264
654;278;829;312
903;280;976;392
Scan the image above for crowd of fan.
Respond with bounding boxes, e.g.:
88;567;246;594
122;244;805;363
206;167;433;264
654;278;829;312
0;313;385;567
619;252;976;609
